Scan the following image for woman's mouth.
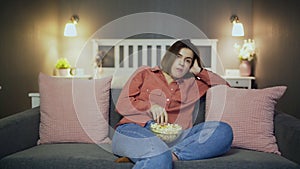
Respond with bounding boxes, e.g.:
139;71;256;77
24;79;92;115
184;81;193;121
176;68;183;73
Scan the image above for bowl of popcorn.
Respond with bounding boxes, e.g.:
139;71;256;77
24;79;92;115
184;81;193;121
150;123;183;143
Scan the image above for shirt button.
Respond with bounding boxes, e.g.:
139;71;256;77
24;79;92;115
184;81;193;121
166;98;170;102
170;88;173;91
197;77;201;80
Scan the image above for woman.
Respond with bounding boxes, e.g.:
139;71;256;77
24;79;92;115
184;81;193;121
112;39;233;169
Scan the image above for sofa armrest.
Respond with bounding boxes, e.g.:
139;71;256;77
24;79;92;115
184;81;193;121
0;107;40;159
274;111;300;164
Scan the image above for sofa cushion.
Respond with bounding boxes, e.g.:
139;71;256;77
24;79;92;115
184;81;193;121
0;144;133;169
0;144;298;169
274;111;300;165
173;148;299;169
38;73;112;144
205;85;287;154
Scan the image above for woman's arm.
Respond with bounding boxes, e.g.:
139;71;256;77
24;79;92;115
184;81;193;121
116;67;151;117
190;60;228;87
196;69;228;86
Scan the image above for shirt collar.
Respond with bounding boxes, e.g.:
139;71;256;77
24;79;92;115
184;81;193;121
150;66;161;72
150;66;185;84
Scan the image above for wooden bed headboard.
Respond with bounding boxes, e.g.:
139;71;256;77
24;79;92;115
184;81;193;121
92;39;218;87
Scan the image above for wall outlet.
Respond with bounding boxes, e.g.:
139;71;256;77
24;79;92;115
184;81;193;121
225;69;240;76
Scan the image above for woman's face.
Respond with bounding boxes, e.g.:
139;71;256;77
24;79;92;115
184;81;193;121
170;48;194;79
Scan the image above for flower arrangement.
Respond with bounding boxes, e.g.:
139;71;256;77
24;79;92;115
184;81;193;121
94;50;106;68
55;58;71;69
234;39;256;61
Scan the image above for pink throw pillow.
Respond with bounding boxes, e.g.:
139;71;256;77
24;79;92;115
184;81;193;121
205;85;287;154
38;73;112;144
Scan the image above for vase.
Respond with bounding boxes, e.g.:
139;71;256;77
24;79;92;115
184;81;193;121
239;60;251;76
58;68;71;76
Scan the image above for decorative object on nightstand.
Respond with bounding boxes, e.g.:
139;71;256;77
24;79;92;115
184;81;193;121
94;50;106;78
239;60;251;76
234;39;256;76
70;68;85;77
55;58;72;76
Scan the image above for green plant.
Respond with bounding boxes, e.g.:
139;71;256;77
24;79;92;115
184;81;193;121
55;58;71;69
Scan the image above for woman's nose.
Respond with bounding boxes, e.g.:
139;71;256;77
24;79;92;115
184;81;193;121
178;58;184;65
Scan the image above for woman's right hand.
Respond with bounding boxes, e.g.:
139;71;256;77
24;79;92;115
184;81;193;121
150;104;168;124
190;58;202;75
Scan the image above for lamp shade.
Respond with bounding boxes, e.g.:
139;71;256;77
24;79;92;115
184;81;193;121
64;23;77;37
232;22;244;37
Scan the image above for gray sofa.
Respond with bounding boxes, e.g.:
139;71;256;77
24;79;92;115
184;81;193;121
0;89;300;169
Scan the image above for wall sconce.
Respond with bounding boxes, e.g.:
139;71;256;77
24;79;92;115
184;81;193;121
64;15;79;37
230;15;244;37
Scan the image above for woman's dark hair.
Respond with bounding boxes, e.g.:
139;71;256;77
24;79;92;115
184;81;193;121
160;39;202;76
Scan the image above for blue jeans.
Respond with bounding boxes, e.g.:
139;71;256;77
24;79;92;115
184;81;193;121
112;121;233;169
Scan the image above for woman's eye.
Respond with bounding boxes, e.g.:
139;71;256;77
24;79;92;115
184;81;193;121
185;59;192;64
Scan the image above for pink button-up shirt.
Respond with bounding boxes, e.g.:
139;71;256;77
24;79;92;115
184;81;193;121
116;66;227;129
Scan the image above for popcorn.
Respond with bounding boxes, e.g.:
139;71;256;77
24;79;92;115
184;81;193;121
150;123;182;143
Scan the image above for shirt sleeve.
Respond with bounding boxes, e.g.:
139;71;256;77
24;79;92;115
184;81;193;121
195;69;229;87
115;67;151;117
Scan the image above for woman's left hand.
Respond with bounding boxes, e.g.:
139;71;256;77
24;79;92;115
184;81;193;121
190;60;202;75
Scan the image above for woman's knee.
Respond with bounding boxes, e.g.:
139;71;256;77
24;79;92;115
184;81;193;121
202;121;233;145
218;122;233;137
216;122;233;146
112;123;169;158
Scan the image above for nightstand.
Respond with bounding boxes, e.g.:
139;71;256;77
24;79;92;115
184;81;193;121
222;76;255;89
28;93;40;108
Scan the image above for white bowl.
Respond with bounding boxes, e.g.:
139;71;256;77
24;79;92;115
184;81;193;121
150;123;182;143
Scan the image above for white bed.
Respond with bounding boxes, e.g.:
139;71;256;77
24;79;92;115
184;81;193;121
29;39;255;107
28;39;220;108
92;39;219;88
